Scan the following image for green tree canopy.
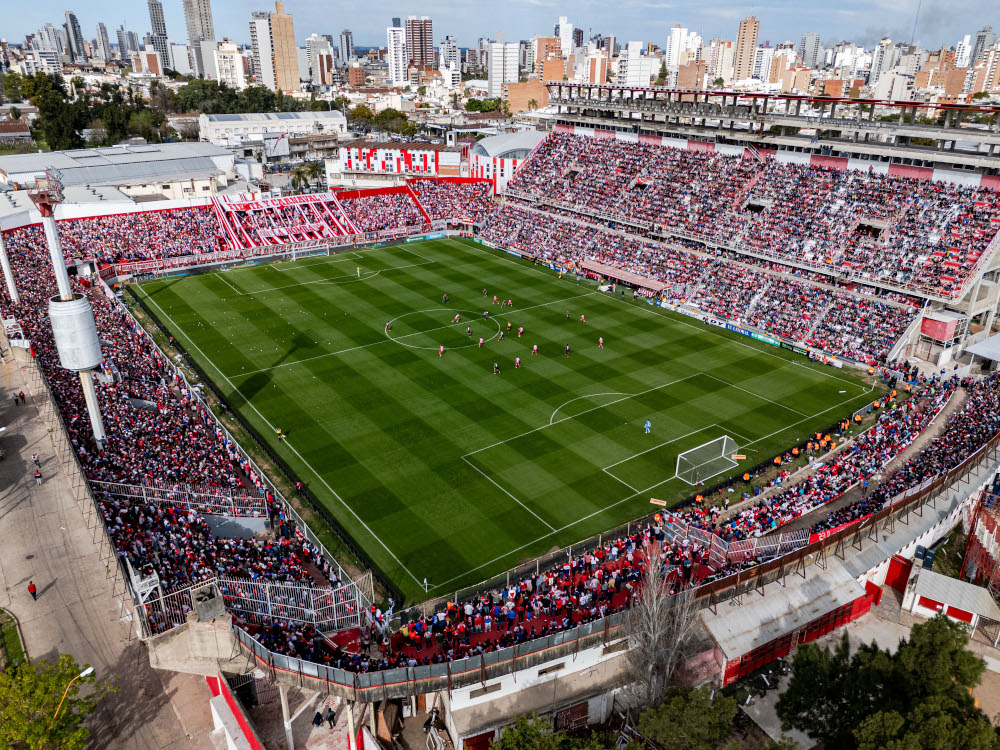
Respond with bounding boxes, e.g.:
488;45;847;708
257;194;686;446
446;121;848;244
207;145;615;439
493;714;638;750
637;685;738;750
0;653;116;750
776;615;998;750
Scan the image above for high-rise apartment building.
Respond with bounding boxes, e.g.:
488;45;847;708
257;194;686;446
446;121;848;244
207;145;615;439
36;24;61;52
249;11;276;89
95;23;113;61
267;2;299;92
64;12;86;63
487;35;519;98
439;36;459;71
955;35;972;68
665;25;687;71
733;16;759;81
387;18;407;86
555;17;573;57
305;34;332;83
405;16;434;67
214;41;246;89
148;0;171;66
573;28;583;50
617;41;654;85
971;26;997;64
798;31;821;69
530;35;561;74
869;38;898;87
338;29;355;63
183;0;215;75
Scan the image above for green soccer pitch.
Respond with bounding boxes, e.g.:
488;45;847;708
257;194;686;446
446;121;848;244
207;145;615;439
132;237;878;602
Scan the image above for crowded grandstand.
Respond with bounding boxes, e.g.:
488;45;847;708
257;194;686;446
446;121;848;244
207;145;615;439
1;128;999;677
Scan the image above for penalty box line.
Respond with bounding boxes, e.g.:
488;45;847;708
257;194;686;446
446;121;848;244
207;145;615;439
430;384;875;593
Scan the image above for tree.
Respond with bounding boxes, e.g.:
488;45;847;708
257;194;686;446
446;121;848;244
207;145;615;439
305;161;324;190
493;714;637;750
417;85;427;96
527;99;539;111
0;653;116;750
656;61;668;86
8;106;21;121
289;165;310;192
713;77;725;87
777;616;998;750
637;686;738;750
623;540;701;707
2;71;25;102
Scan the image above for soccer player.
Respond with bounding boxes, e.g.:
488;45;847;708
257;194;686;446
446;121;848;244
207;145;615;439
483;287;488;297
276;427;286;441
357;266;361;278
518;326;523;337
478;337;484;348
466;326;472;337
493;295;498;304
565;345;570;356
507;298;513;308
493;362;500;374
531;344;538;355
442;293;449;304
439;345;444;357
483;311;489;320
566;310;571;320
453;314;461;323
598;337;604;349
580;314;586;323
515;356;521;368
644;419;652;434
385;321;392;333
498;330;504;341
506;321;512;332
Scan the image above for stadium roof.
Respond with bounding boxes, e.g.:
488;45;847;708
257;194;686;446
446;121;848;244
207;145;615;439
471;131;546;159
911;568;1000;621
965;333;1000;363
700;557;865;661
201;111;346;123
0;142;233;188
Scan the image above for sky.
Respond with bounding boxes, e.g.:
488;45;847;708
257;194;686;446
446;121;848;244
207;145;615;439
5;0;996;51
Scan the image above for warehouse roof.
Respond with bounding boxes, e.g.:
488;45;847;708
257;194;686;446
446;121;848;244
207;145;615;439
911;569;1000;621
202;111;346;123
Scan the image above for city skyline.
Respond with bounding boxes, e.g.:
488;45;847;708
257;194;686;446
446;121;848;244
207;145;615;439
4;0;997;52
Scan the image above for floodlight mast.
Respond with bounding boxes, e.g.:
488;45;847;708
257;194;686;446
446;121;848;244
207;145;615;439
29;174;107;444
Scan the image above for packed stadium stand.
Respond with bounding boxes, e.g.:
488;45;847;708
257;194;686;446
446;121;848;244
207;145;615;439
1;137;999;679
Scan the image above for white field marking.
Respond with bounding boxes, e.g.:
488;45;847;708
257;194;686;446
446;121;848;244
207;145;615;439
214;272;242;296
250;259;435;294
548;392;631;426
386;309;502;351
428;381;876;592
602;470;639;492
725;427;753;444
230;290;601;377
139;290;427;587
444;237;868;389
267;255;359;272
702;373;810;417
601;425;721;471
461;456;556;531
466;374;699;461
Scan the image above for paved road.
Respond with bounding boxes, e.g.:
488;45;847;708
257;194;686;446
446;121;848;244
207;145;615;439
0;356;216;750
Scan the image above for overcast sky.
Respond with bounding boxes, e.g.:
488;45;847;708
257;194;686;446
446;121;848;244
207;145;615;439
6;0;996;51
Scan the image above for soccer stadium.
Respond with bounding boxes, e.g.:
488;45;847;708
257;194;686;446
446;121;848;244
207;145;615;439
2;89;1000;747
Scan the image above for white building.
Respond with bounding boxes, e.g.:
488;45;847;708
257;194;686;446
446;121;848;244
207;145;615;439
249;11;276;90
556;16;573;58
198;111;347;147
214;41;246;90
439;36;459;71
487;39;519;98
616;41;654;86
753;47;776;81
955;35;972;68
387;22;407;86
19;49;62;75
305;33;333;83
665;25;687;71
799;31;821;69
169;44;194;76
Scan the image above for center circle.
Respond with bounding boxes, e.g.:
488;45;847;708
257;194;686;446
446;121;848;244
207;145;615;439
386;308;503;350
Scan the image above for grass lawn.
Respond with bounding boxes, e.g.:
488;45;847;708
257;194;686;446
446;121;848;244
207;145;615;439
132;237;878;602
0;610;26;671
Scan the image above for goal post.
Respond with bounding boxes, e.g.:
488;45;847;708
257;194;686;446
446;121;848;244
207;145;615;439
675;436;740;486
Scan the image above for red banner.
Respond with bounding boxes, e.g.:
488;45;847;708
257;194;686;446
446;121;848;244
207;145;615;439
808;513;874;543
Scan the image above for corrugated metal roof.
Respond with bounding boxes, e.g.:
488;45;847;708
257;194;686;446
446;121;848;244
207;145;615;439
912;569;1000;620
202;111;346;123
700;558;865;660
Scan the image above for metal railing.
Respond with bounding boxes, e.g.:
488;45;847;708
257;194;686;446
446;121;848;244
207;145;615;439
92;480;270;519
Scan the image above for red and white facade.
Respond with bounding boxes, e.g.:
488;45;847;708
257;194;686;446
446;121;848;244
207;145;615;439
327;141;468;186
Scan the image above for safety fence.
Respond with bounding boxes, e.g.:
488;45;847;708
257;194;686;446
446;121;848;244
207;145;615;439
228;432;1000;696
92;480;270;519
138;575;371;637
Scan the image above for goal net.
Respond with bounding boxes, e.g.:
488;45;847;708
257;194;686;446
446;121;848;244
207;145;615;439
675;436;739;486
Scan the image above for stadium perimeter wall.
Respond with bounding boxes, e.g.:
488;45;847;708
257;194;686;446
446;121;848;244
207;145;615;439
550;123;1000;190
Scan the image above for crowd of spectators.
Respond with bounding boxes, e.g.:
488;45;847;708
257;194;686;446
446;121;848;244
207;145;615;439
54;208;221;265
409;180;495;224
339;193;427;232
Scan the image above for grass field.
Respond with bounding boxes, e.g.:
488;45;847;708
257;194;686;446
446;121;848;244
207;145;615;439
132;237;879;602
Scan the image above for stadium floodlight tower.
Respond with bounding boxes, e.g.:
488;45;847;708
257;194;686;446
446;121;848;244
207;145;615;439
29;172;106;443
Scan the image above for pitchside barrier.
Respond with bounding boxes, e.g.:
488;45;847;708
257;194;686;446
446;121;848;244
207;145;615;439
236;447;1000;698
92;480;269;518
138;575;372;637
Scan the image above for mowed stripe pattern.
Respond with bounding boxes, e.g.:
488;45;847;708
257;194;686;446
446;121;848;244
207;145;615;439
134;239;875;601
